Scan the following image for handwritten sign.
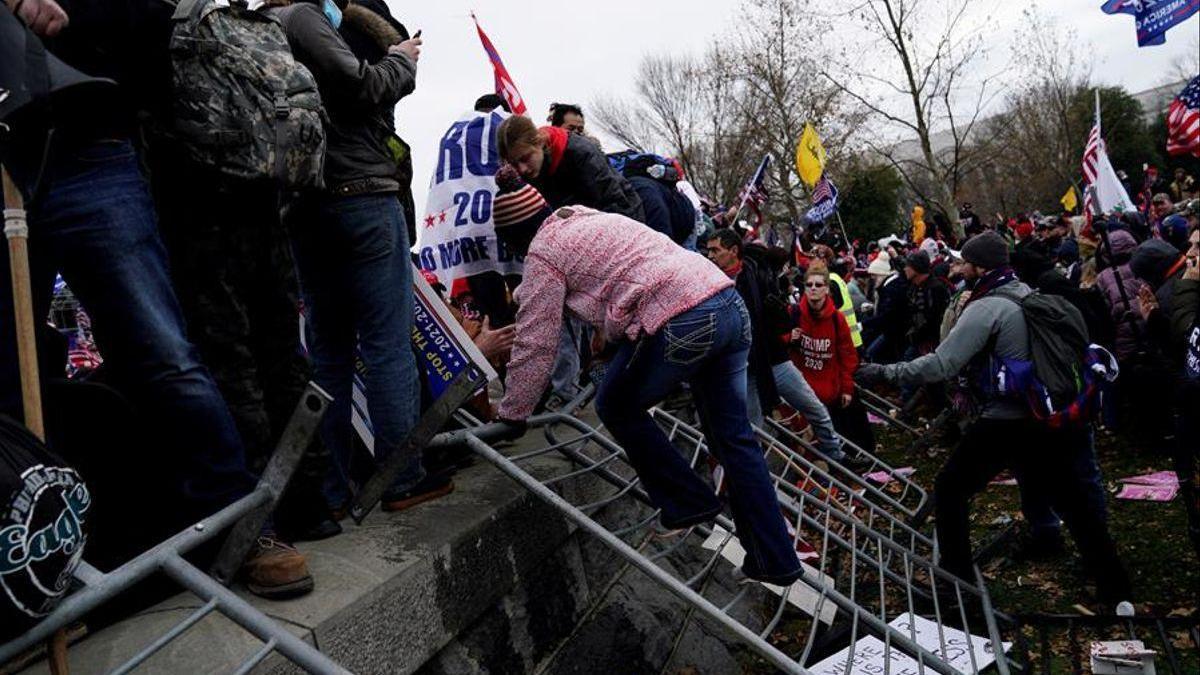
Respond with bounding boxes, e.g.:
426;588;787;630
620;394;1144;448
808;613;1010;675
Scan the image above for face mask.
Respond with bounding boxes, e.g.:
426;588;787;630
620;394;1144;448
322;0;342;29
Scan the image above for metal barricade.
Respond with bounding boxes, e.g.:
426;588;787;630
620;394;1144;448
0;383;351;675
444;400;1019;674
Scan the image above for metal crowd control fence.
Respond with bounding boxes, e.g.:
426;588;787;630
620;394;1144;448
1011;613;1199;674
856;384;924;437
440;395;1018;674
0;383;351;675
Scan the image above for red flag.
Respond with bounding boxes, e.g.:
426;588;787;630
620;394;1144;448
471;13;527;116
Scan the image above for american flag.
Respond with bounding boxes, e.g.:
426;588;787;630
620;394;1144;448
1167;75;1200;158
1081;121;1102;222
811;176;834;204
737;155;772;227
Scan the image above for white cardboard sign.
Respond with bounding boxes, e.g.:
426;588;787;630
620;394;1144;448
808;613;1011;675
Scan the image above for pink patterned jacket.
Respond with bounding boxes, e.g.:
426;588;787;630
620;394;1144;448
497;206;732;420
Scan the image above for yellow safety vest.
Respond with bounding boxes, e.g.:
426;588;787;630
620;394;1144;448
830;273;863;348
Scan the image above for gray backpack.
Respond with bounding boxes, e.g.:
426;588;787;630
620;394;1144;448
168;0;326;189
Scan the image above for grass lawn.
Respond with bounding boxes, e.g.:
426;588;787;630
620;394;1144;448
741;403;1198;673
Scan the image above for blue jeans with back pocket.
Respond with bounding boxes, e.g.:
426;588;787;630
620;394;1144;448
595;287;803;583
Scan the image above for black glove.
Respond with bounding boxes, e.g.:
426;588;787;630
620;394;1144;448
494;418;527;442
854;363;888;386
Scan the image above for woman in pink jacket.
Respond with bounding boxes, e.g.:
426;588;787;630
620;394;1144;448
492;170;802;585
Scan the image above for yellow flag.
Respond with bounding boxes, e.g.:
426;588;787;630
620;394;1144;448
1060;186;1078;212
795;122;826;188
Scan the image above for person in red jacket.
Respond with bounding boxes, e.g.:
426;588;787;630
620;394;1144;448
790;263;876;454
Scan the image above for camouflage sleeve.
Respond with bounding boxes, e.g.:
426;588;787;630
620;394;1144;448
285;4;416;106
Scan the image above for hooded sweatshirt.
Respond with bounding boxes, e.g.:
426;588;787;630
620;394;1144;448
1095;230;1148;359
790;297;858;405
498;207;730;419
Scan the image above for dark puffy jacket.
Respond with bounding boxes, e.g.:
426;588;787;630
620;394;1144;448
628;176;695;244
534;132;644;222
734;256;780;410
338;0;416;233
863;273;909;347
1037;269;1114;350
1095;230;1147;359
270;0;415;193
1131;239;1187;311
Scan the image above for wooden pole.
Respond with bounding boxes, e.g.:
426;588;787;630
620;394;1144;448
2;167;65;673
2;166;42;439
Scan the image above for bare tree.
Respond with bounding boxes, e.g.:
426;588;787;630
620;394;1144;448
736;0;860;230
590;48;759;205
825;0;1007;237
1163;31;1199;86
976;6;1092;215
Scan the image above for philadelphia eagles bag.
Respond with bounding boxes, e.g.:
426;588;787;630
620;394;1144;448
0;414;90;640
168;0;326;189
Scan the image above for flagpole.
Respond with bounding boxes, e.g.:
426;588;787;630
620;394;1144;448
730;154;770;237
833;209;851;252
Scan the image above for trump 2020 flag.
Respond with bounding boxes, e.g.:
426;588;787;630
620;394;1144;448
805;177;839;223
1100;0;1199;47
471;13;527;115
416;109;525;288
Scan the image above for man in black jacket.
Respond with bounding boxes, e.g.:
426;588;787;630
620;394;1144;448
270;0;444;514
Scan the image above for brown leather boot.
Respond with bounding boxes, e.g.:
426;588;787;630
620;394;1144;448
242;536;314;599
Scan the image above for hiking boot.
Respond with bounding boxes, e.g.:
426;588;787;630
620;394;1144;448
381;472;454;513
242;536;314;599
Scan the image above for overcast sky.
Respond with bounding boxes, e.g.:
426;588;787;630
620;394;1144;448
387;0;1198;217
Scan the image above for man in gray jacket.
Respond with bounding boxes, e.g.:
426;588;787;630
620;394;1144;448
858;231;1130;606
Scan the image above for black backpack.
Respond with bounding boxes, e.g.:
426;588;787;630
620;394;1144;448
168;0;326;189
990;293;1114;427
0;415;90;639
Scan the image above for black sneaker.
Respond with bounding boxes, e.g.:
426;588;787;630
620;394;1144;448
382;472;455;513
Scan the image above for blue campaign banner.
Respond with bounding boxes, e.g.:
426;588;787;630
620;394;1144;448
1100;0;1199;46
805;178;840;224
410;268;496;402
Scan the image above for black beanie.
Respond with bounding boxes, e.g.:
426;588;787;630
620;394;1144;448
961;231;1009;269
904;250;931;274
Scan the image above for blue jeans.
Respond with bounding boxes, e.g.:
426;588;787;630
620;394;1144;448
595;288;802;583
0;140;256;521
549;317;586;401
747;362;843;458
290;193;420;506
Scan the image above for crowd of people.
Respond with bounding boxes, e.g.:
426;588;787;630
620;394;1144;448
2;0;1198;623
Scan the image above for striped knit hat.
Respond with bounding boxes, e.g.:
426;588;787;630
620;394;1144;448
493;167;553;254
